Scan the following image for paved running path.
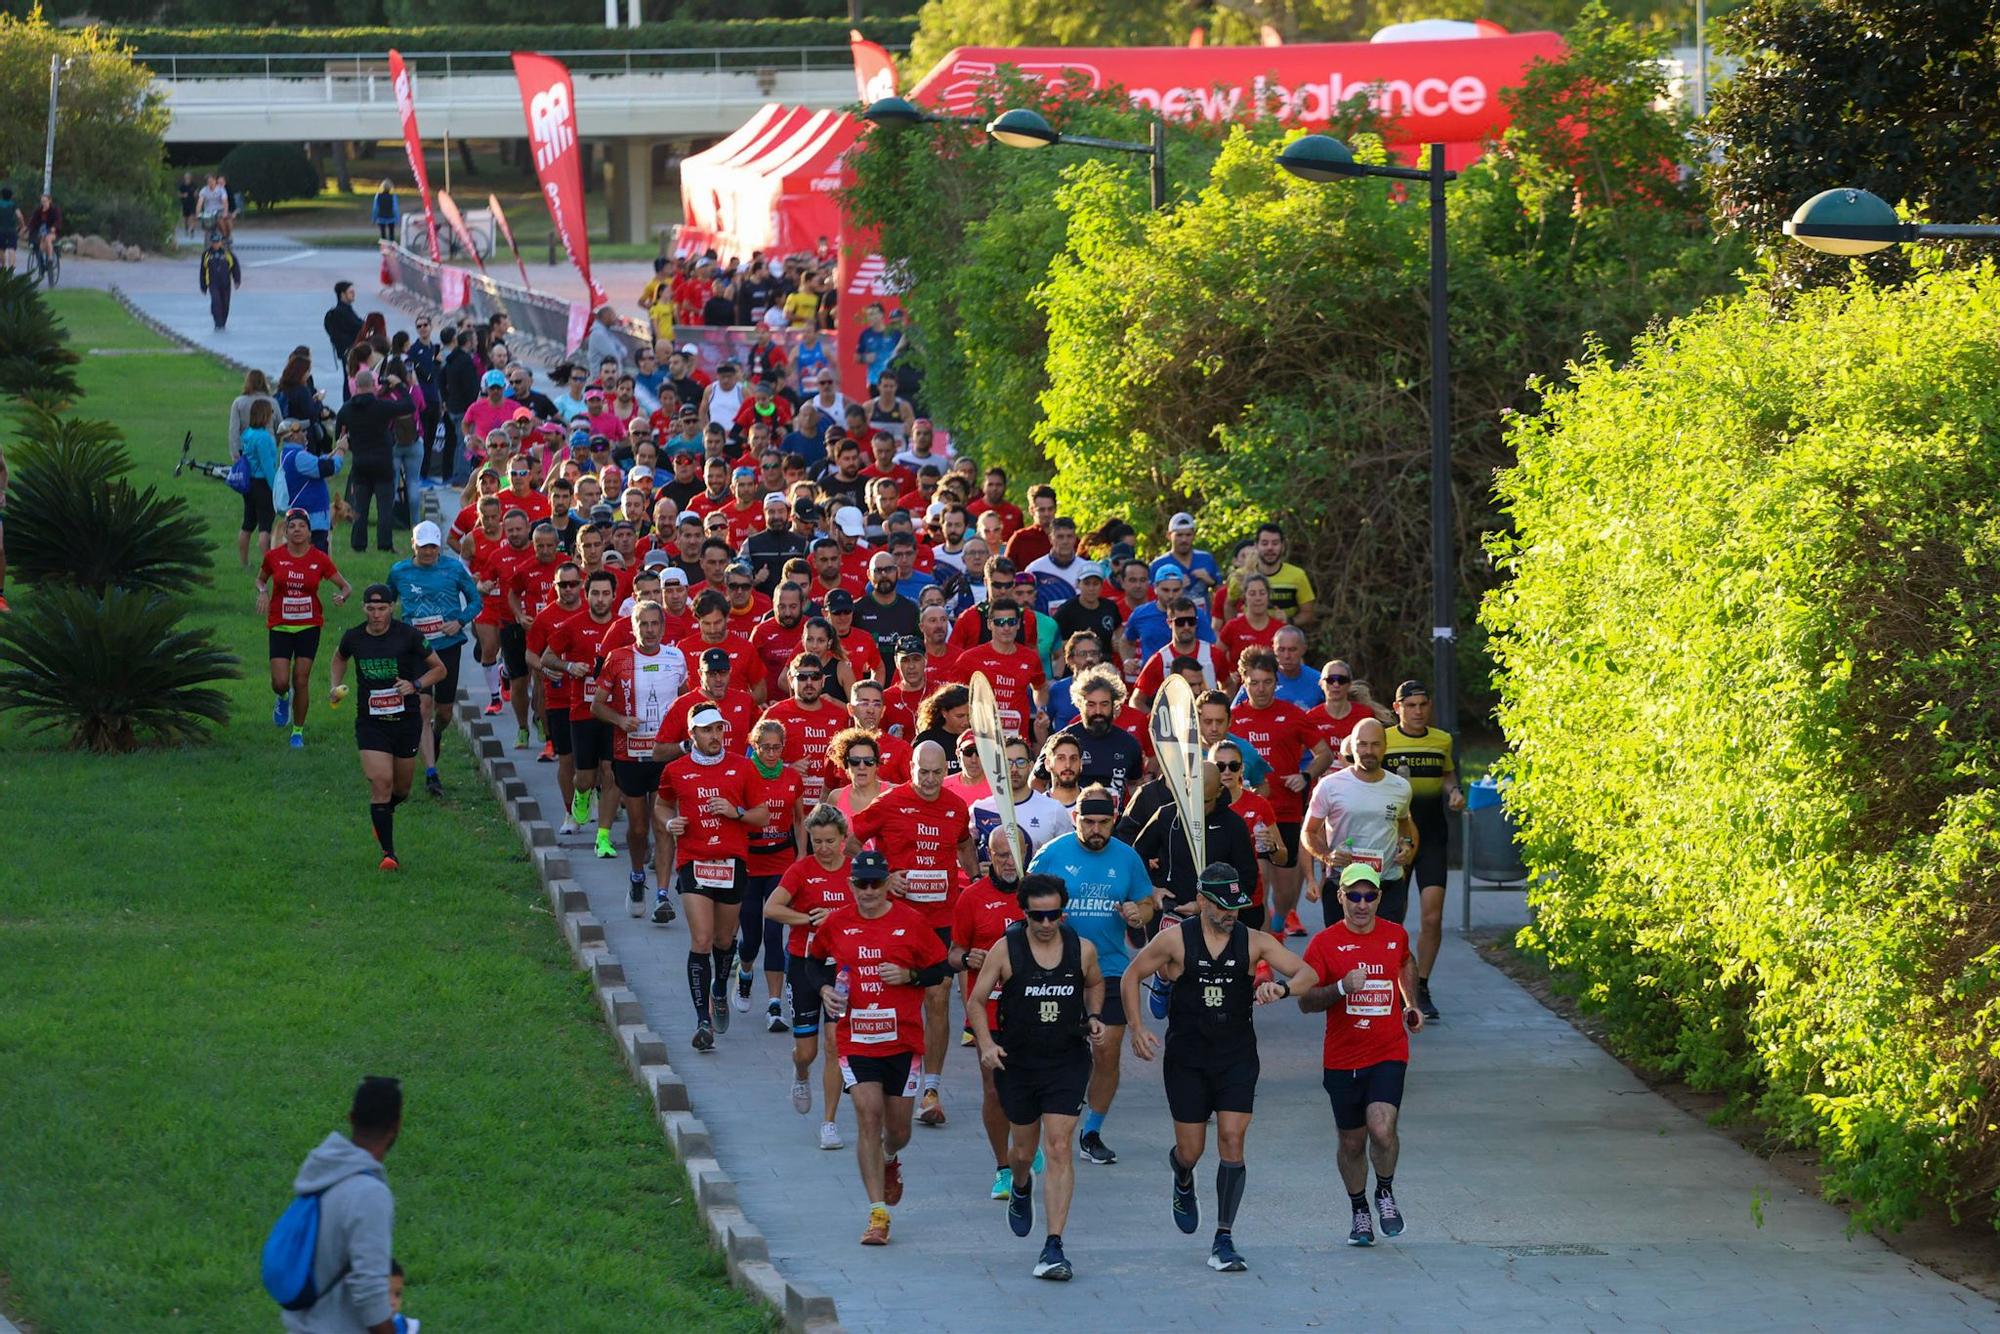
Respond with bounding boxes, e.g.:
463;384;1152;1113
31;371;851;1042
506;741;1995;1333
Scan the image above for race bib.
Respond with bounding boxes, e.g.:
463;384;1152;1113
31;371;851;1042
1347;847;1386;871
904;868;947;904
693;859;736;890
848;1004;897;1045
579;680;596;703
999;706;1023;734
280;595;314;622
801;774;827;803
412;615;445;638
367;689;405;718
1345;978;1395;1018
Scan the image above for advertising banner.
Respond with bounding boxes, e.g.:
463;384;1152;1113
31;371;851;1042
512;51;609;310
387;49;441;264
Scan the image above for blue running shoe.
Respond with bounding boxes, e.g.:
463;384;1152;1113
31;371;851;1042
272;694;290;728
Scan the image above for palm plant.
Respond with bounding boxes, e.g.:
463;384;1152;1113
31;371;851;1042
0;271;81;408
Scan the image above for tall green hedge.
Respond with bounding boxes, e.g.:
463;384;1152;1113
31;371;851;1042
1484;262;2000;1232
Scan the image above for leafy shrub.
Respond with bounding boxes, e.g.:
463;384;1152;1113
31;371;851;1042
6;414;211;595
0;584;238;752
1482;261;2000;1232
2;173;172;250
0;273;81;408
215;142;321;212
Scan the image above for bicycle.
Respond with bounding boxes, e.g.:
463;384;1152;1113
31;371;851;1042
29;230;59;289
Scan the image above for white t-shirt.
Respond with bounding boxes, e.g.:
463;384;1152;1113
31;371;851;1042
1305;767;1413;881
972;787;1071;860
628;645;689;737
1026;552;1088;600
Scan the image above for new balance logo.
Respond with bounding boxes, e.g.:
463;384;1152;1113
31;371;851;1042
846;255;893;297
528;84;575;170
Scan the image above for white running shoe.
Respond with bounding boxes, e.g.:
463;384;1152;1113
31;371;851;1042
558;817;578;836
818;1121;843;1150
791;1079;812;1114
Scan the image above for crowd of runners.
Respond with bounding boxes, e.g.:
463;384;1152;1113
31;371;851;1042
240;284;1468;1282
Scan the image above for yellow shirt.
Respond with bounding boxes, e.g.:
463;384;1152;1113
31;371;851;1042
648;300;675;338
1383;725;1453;803
1232;562;1315;620
784;290;821;326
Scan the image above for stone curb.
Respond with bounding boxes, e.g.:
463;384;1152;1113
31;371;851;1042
454;707;842;1333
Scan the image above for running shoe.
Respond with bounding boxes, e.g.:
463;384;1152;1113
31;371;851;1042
594;829;616;859
767;999;786;1033
1284;911;1308;938
1032;1237;1071;1281
1375;1184;1405;1237
1008;1182;1033;1237
860;1206;890;1246
516;727;530;749
570;789;592;824
1170;1151;1199;1234
652;892;677;926
883;1156;904;1206
1207;1232;1247;1272
559;817;578;836
628;875;646;918
272;694;290;728
1347;1203;1375;1247
818;1121;843;1150
734;968;752;1011
484;694;503;716
711;993;731;1035
992;1166;1013;1200
378;855;399;872
1078;1132;1117;1166
425;772;443;799
1416;979;1440;1022
537;740;554;762
691;1022;714;1052
917;1089;947;1127
288;728;305;750
500;678;511;702
1148;975;1172;1019
790;1078;812;1114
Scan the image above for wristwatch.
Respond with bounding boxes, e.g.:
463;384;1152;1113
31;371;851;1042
1275;979;1292;998
1086;1012;1103;1023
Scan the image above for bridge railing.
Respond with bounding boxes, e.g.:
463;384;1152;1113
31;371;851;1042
135;44;878;82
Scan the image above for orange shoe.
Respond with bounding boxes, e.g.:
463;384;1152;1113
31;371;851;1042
859;1205;890;1246
1254;960;1273;988
379;855;399;871
917;1088;947;1127
883;1156;904;1206
538;740;555;762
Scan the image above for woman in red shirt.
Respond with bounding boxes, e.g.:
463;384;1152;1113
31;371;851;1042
1218;573;1282;664
826;728;889;836
256;508;352;746
737;717;807;1032
765;804;855;1148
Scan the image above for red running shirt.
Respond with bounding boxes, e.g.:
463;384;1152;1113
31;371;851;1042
1301;921;1413;1070
658;753;758;864
778;855;851;956
1229;789;1279;909
1232;697;1320;823
677;630;766;695
761;698;845;809
548;611;619;721
849;784;972;929
260;546;340;629
526;602;584;709
949;641;1045;737
657;686;761;755
808;901;947;1058
951;876;1024;1027
744;765;806;876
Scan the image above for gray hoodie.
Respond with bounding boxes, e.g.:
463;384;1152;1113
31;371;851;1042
280;1132;393;1333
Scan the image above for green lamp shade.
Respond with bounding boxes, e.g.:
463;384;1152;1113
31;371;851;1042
1278;135;1363;182
987;108;1060;150
1784;188;1904;256
863;96;926;128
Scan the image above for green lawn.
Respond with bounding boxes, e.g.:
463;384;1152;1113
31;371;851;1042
0;292;769;1331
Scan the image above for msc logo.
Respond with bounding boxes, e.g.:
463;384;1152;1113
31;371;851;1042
529;83;575;170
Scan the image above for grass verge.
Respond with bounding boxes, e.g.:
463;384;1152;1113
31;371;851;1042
0;290;770;1332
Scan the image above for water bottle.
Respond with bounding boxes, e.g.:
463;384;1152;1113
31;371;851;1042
833;967;850;1013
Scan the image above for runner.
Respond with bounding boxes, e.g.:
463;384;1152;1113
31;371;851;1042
546;571;621;852
385;520;482;797
1296;863;1424;1246
1232;647;1336;938
1026;785;1156;1166
738;717;807;1031
1381;680;1464;1020
1038;733;1085;811
766;804;854;1148
658;647;761;760
762;652;844;812
809;849;951;1246
327;585;445;870
1301;718;1418;928
848;740;977;1129
1056;667;1145;801
1120;864;1319;1272
504;523;565;749
592;600;690;916
1211;740;1284;933
524;563;585;809
970;735;1070;868
948;830;1030;1199
466;506;531;718
657;705;768;1049
949;604;1047;743
965;872;1107;1282
256;509;352;750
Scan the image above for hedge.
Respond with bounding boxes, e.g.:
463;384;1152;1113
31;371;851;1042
1483;261;2000;1233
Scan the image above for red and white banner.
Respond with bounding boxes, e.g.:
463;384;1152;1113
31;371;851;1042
489;193;533;291
512;51;608;311
850;29;898;104
434;189;486;272
439;266;468;311
387;49;441;264
566;302;591;352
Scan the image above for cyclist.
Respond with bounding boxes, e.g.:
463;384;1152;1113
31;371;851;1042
26;193;60;276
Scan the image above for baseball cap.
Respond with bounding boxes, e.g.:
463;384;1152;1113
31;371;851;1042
1197;863;1252;911
726;558;754;578
642;549;673;569
1168;512;1196;532
763;492;791;510
834;506;865;537
701;647;731;672
794;499;822;523
688;704;726;729
411;521;443;548
1075;561;1106;583
956;728;979;752
852;850;891;882
589;504;618;523
824;589;856;613
361;582;396;604
679;342;699;356
1152;561;1187;586
1339;863;1384;889
585;382;606;397
481;369;506;389
511;406;534;422
629;465;655;482
676;511;703;528
894;635;923;658
1394;680;1429;701
732;465;756;479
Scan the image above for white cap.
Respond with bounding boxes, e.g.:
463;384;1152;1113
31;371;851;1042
642;549;673;568
925;501;946;520
660;567;689;586
679;342;699;356
411;520;443;547
629;465;655;482
835;506;866;536
1168;511;1196;532
689;704;726;729
763;491;791;508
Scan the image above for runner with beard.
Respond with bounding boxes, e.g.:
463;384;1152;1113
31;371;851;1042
1038;733;1085;811
949;830;1030;1201
592;600;691;915
768;804;855;1147
546;571;621;852
659;647;762;761
736;717;807;1031
972;734;1072;869
1121;864;1319;1272
1055;666;1144;803
762;653;844;812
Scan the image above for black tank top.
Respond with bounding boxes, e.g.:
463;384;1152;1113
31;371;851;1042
1166;916;1256;1051
998;922;1089;1059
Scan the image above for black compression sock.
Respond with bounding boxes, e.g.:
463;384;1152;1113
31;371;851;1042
369;801;394;856
687;951;712;1024
1375;1174;1393;1192
712;944;738;990
389;792;407;809
1216;1159;1246;1231
1348;1190;1369;1212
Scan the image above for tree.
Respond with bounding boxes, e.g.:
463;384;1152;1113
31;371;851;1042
0;9;168;241
1704;0;2000;294
0;270;80;409
217;141;322;211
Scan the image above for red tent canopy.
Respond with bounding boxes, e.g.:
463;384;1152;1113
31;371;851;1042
678;105;859;262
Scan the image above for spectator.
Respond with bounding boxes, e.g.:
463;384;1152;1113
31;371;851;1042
370;181;401;242
279;1074;401;1334
335;368;416;553
323;282;364;403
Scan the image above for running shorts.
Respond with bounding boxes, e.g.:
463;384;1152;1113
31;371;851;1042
499;623;529;679
612;758;664;799
1321;1060;1408;1131
355;714;422;759
1163;1039;1260;1123
546;709;573;757
429;642;462;708
788;954;832;1034
994;1050;1091;1126
571;717;612;770
268;626;322;661
675;855;745;906
841;1051;918;1097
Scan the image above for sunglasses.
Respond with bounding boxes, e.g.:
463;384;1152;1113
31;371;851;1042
958;745;979;756
990;618;1019;629
1008;757;1031;768
1215;760;1243;773
1172;617;1197;628
794;672;824;682
1324;674;1352;685
555;580;583;589
1024;908;1064;923
726;582;753;591
846;755;878;766
1343;890;1380;903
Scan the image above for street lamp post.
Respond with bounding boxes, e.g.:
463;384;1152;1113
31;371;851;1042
861;95;986;132
985;108;1168;212
42;54;64;198
1278;134;1461;738
1783;187;2000;253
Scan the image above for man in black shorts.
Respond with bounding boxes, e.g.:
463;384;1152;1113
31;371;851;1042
329;585;445;871
966;874;1107;1282
1121;864;1319;1272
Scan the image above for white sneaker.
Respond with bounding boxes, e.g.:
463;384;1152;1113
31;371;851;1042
732;971;752;1013
791;1079;811;1114
818;1120;843;1150
558;817;578;836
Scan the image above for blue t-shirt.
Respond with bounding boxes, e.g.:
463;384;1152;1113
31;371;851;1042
1150;549;1222;588
894;570;937;601
857;328;899;385
387;554;484;649
1047;676;1081;732
1124;601;1215;662
1028;831;1153;979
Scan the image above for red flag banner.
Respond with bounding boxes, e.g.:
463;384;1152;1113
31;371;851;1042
434;189;486;272
387;49;441;263
488;192;533;291
511;51;607;311
849;29;898;104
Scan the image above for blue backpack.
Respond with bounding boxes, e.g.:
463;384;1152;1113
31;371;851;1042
261;1189;347;1311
